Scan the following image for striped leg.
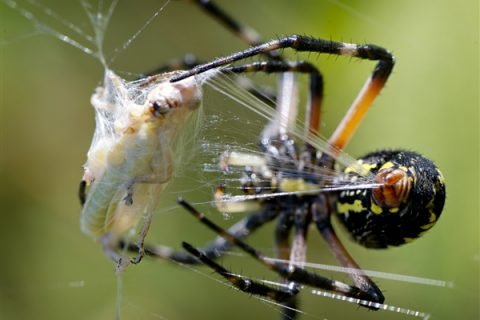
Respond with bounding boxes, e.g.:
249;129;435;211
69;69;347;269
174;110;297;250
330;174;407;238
182;242;298;302
188;0;281;61
177;198;381;306
171;36;394;154
121;205;278;264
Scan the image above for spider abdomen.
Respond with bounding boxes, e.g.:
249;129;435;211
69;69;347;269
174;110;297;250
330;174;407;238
336;150;446;248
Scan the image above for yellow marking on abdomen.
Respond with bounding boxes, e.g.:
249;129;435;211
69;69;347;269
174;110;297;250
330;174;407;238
337;199;365;214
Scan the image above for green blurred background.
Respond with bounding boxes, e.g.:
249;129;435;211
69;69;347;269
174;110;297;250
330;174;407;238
0;0;478;319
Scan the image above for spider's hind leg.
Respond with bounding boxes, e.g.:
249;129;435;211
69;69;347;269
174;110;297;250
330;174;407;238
312;194;385;305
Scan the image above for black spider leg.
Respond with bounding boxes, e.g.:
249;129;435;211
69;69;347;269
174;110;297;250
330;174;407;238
221;60;323;320
274;208;297;319
142;53;200;77
272;200;313;320
142;0;280;102
141;53;276;106
219;50;386;306
222;60;323;164
143;0;278;84
188;0;260;46
121;203;279;264
188;0;282;61
178;198;377;305
171;36;394;155
312;194;385;305
172;36;393;83
224;59;323;118
182;242;297;302
179;198;298;304
152;0;278;75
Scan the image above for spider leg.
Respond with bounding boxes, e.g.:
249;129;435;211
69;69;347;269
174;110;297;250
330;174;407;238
143;54;278;105
224;59;323;137
274;210;298;320
142;54;200;77
188;0;281;61
327;63;391;151
178;198;379;306
171;36;393;155
146;0;272;77
274;202;312;320
142;0;280;101
188;0;260;45
221;59;324;174
171;36;394;82
312;194;385;304
274;208;294;262
182;241;298;302
121;204;279;264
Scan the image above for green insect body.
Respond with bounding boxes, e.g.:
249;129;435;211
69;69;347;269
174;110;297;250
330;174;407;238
80;70;204;239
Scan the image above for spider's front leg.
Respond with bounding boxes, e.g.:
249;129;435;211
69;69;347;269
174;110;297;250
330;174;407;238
178;198;383;307
182;242;299;302
171;36;394;157
121;205;279;264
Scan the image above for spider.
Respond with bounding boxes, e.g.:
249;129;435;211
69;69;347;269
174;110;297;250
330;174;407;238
77;0;446;318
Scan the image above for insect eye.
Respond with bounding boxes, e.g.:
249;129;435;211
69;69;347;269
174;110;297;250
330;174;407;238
150;100;170;116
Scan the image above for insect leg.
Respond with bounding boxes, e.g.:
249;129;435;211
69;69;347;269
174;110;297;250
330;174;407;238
122;175;172;264
79;180;87;206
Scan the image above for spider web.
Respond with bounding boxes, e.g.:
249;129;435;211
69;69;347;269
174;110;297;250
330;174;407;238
0;1;459;320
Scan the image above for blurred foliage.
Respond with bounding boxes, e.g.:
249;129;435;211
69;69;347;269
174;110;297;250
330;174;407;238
0;0;478;319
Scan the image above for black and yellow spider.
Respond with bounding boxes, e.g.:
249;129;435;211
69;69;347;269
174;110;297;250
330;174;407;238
83;1;446;318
